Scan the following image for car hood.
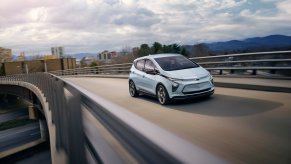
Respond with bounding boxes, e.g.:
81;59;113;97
163;67;209;80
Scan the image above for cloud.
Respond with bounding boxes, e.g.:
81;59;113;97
0;0;291;55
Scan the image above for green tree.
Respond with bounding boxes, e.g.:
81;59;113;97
191;43;210;57
181;48;188;57
171;44;181;53
90;61;99;67
152;42;163;54
162;45;171;53
138;44;152;57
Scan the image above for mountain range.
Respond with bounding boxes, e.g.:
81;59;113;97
207;35;291;53
183;35;291;56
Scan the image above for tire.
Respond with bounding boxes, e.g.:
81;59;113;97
156;85;170;105
129;80;139;97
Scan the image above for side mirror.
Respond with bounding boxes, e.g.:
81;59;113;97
154;69;160;75
146;69;159;75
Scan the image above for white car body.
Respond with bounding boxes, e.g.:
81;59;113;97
128;54;214;104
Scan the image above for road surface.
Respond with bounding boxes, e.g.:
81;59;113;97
0;122;41;152
0;109;28;124
65;77;291;163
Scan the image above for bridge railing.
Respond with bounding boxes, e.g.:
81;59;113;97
50;51;291;77
189;50;291;75
50;63;132;76
0;73;223;164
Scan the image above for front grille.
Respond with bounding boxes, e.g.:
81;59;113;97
182;82;212;94
182;88;212;94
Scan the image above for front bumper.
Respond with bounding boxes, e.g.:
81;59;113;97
171;88;214;100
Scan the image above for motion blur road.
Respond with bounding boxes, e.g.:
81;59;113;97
66;77;291;163
0;109;28;123
0;122;41;152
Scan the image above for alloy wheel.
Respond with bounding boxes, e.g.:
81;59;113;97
129;81;138;97
158;86;166;104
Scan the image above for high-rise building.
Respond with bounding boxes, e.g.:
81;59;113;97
51;47;65;58
0;47;12;62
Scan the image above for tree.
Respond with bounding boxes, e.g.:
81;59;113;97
171;43;181;53
111;54;135;64
152;42;163;54
90;61;99;67
138;44;152;57
80;57;88;67
191;43;210;57
162;45;171;53
181;48;189;57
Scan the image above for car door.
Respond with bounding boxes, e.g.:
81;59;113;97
143;59;158;95
132;59;146;90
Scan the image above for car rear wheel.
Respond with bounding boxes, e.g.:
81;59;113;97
157;85;170;105
129;81;139;97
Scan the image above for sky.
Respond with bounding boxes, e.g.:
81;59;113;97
0;0;291;55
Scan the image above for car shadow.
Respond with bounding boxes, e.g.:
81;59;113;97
135;94;160;104
167;94;282;117
136;94;282;117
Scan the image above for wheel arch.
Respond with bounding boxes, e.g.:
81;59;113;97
155;82;169;96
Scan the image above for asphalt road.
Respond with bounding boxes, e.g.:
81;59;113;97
66;77;291;163
0;109;28;124
0;122;41;152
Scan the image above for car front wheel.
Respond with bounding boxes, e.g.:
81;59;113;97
129;81;139;97
157;85;170;105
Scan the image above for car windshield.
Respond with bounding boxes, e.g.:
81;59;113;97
154;56;199;71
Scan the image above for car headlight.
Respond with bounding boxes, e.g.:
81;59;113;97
164;76;180;92
208;73;212;79
208;73;214;85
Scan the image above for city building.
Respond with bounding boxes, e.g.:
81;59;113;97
3;58;76;75
0;47;12;63
98;51;118;63
51;47;65;58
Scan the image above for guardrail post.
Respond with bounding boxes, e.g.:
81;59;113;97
270;69;276;74
252;69;257;75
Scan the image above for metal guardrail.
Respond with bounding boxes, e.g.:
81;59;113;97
189;50;291;59
50;51;291;77
190;51;291;75
0;73;224;164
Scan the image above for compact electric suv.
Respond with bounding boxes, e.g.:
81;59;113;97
128;54;214;104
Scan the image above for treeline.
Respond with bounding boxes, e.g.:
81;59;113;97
109;42;189;64
135;42;188;57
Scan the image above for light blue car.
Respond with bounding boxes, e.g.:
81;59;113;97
129;54;214;104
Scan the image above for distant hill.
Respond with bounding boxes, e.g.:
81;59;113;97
207;35;291;53
184;35;291;57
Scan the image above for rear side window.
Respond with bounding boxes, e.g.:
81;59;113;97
135;59;145;71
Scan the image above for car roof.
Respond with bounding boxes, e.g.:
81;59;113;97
134;53;182;61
